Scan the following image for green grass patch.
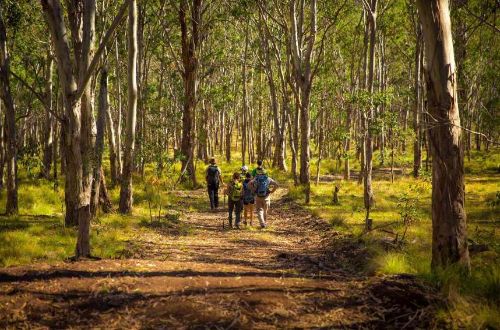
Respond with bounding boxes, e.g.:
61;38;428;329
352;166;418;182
289;148;500;327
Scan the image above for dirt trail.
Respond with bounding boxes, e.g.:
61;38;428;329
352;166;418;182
0;189;440;329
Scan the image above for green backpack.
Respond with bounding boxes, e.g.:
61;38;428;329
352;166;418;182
230;182;242;202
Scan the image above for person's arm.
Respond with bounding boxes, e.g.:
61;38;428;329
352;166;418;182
268;179;278;193
249;180;256;193
217;168;224;185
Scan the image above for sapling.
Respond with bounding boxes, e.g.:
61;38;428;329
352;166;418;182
144;153;182;222
396;189;419;244
332;184;340;205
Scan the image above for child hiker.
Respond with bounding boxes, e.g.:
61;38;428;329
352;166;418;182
242;172;255;226
240;165;249;180
226;172;243;229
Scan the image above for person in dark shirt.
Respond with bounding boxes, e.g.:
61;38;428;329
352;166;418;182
205;158;223;210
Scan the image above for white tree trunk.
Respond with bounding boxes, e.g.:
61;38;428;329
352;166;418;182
119;0;138;214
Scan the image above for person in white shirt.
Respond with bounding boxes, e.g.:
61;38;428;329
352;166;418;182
250;172;278;228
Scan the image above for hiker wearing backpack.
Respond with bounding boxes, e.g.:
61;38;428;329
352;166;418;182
242;172;255;226
206;158;224;211
226;172;243;229
251;160;266;177
240;165;249;180
250;171;278;228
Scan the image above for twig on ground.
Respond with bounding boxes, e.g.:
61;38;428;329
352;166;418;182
359;221;399;237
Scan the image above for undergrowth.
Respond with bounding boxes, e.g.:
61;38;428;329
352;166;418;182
0;147;498;328
289;148;500;329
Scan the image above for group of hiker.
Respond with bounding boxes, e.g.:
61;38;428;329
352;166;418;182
205;159;278;229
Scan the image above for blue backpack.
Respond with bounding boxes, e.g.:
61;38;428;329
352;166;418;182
255;174;270;197
243;180;255;203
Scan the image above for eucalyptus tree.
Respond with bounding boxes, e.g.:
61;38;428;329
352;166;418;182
361;0;378;225
41;46;54;180
41;0;129;257
257;2;288;171
178;0;203;185
408;4;423;178
90;67;113;217
289;0;317;203
0;0;18;214
119;0;138;214
417;0;470;270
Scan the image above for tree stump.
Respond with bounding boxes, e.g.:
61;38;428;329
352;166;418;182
332;185;340;205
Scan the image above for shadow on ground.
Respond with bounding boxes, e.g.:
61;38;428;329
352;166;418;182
0;190;444;329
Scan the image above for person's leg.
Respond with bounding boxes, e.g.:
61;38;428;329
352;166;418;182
228;200;234;227
262;198;270;225
208;186;215;210
235;201;242;228
214;185;219;209
243;204;248;225
256;197;265;228
250;202;254;226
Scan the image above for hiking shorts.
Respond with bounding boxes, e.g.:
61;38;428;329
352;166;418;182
243;199;255;205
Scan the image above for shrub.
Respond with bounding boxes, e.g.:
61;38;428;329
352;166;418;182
330;215;346;227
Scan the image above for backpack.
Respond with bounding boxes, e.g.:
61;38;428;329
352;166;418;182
254;167;266;176
242;180;254;203
206;165;219;186
255;174;270;198
230;182;242;202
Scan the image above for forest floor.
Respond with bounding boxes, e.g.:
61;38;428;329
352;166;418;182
0;188;443;329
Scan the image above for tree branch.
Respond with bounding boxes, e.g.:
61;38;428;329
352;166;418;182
462;5;500;34
9;69;64;123
74;0;130;103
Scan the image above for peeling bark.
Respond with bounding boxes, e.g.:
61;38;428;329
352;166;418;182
417;0;470;270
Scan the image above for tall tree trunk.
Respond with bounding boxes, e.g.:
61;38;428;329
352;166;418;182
74;0;97;258
344;74;357;180
42;0;128;257
198;98;209;161
114;38;123;179
241;28;249;166
290;0;316;203
417;0;470;270
378;36;386;166
0;103;4;189
179;0;202;186
91;67;109;218
106;93;118;186
299;87;312;203
0;1;18;214
259;21;286;170
119;0;138;213
316;103;325;185
225;116;232;162
99;170;112;212
363;0;377;225
41;47;54;179
52;111;58;188
413;26;422;178
288;104;299;186
358;9;370;185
